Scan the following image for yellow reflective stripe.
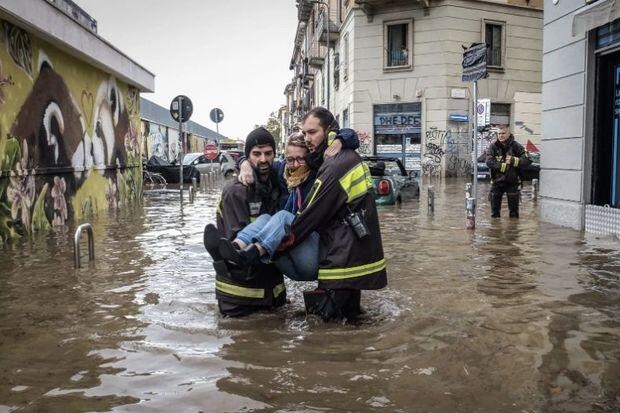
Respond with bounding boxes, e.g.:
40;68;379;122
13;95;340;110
305;179;322;208
216;194;222;216
318;258;386;280
339;163;372;203
216;280;264;299
513;158;520;167
273;282;285;297
500;162;507;173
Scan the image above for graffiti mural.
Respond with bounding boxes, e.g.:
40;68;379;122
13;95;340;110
0;20;142;244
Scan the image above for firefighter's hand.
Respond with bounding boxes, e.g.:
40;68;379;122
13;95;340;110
238;160;254;185
324;138;343;157
505;155;512;165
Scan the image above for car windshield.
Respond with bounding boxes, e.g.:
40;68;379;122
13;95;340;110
182;153;199;165
366;160;403;177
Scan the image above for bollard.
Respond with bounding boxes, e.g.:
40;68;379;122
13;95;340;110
189;186;195;203
465;182;472;199
532;178;539;200
466;197;476;229
191;177;197;192
74;223;95;268
428;185;435;214
200;173;206;191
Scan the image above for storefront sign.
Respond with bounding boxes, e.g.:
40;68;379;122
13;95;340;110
374;112;421;134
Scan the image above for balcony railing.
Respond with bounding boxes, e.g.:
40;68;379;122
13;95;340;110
386;49;409;67
316;10;339;45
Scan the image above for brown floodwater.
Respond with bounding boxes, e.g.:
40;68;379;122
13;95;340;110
0;179;618;413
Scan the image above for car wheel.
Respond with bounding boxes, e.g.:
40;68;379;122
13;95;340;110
224;170;233;178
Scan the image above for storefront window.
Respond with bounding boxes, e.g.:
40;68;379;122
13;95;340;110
373;103;421;172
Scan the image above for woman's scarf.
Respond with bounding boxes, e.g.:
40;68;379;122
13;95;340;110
284;164;311;190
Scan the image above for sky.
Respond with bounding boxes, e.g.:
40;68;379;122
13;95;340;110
74;0;298;141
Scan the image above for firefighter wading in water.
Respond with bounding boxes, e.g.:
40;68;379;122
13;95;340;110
485;124;532;218
204;127;286;317
279;107;387;319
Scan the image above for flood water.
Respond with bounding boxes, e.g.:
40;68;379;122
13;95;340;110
1;179;619;413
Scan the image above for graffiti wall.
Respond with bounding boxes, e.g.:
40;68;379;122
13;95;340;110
0;20;142;244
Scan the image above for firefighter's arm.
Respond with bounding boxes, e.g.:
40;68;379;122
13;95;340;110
218;187;250;240
513;145;532;169
286;173;346;249
486;147;503;171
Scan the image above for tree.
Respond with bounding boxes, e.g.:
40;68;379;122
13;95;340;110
264;111;282;150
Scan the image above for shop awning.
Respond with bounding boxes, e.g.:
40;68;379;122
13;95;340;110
572;0;620;36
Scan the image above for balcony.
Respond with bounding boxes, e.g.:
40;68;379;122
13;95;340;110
316;10;339;45
308;42;325;68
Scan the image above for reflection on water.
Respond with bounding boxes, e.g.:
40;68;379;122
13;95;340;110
0;179;618;412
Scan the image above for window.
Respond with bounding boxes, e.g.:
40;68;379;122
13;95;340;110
490;103;510;126
384;20;412;69
333;52;340;90
484;20;505;69
342;108;349;128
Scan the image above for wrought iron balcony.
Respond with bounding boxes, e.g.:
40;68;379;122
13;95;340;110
316;10;339;45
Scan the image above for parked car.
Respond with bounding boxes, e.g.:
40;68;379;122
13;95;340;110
182;151;237;177
473;151;540;181
145;155;201;184
362;156;419;205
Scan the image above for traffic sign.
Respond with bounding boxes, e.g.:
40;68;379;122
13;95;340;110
204;144;219;160
210;108;224;124
170;95;193;123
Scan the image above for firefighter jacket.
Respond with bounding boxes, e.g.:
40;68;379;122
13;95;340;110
214;173;286;312
288;148;387;290
485;135;531;186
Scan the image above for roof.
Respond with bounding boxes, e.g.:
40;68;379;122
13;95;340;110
140;97;225;142
0;0;154;91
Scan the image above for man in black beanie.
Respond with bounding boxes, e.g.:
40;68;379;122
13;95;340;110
203;127;285;317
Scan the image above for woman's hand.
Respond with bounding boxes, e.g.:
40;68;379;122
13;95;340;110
324;138;343;157
238;160;254;185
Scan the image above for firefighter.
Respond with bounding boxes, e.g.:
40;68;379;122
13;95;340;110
485;124;531;218
279;107;387;320
203;127;285;317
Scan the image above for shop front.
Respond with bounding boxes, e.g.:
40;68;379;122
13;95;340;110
373;103;422;173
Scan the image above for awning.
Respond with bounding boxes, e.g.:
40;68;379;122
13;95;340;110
572;0;620;36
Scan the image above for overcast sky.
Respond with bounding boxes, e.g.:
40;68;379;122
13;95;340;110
74;0;298;140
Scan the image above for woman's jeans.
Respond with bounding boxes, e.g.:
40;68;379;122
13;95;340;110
236;210;319;281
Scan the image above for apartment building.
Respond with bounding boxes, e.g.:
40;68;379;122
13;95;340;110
541;0;620;236
284;0;543;176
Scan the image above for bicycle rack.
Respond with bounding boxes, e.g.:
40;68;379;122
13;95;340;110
74;223;94;268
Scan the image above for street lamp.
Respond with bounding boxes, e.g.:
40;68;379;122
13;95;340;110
310;0;330;111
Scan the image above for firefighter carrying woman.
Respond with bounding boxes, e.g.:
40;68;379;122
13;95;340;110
203;107;387;320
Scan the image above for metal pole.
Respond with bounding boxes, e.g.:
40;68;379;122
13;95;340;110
428;185;435;214
469;81;479;229
178;96;183;201
532;178;539;200
326;0;330;111
74;223;94;268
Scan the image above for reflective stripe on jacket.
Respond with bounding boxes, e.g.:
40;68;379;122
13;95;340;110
485;135;531;186
215;178;285;310
290;149;387;290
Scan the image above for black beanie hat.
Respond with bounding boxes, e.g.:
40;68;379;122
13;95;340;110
245;127;276;158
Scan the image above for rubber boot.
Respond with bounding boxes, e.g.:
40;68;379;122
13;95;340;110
203;224;223;260
489;190;502;218
507;192;520;218
219;239;261;269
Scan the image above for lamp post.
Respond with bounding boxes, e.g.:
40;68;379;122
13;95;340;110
311;0;330;111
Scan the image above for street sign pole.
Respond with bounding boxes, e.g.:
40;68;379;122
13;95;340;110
178;96;183;200
472;80;478;222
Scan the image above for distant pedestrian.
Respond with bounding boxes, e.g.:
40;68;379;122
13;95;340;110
485;125;531;218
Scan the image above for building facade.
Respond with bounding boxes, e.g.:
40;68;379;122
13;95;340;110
541;0;620;236
0;0;154;243
140;97;225;162
285;0;543;177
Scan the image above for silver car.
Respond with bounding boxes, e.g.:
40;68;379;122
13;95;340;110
182;152;237;177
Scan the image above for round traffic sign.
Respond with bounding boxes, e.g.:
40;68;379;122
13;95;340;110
170;95;193;123
210;108;224;124
204;144;219;160
476;103;485;114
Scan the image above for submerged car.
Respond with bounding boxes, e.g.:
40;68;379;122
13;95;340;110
362;156;419;205
145;155;201;184
182;151;237;177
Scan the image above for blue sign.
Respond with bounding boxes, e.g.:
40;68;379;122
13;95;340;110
449;113;469;122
